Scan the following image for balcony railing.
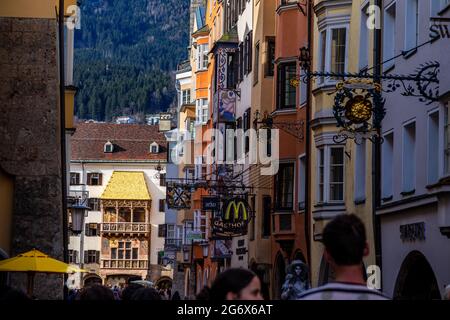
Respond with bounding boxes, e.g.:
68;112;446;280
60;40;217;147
102;259;148;269
101;223;149;234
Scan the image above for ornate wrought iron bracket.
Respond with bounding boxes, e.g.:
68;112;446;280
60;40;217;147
253;111;305;141
298;62;440;105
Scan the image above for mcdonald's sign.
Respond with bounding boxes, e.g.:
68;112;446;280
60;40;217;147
223;199;249;222
209;198;250;238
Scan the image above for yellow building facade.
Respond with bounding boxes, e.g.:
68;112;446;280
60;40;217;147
309;0;377;286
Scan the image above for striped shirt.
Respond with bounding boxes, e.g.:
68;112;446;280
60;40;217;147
298;282;390;300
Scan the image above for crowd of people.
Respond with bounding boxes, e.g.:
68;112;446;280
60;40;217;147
1;215;449;301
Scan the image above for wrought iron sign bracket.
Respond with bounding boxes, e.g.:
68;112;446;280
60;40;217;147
296;47;440;144
253;111;305;142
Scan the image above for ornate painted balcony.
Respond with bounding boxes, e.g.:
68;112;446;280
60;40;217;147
101;222;149;236
102;259;148;270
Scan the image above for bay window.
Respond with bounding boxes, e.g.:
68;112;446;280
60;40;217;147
275;163;295;211
182;90;191;105
318;25;348;85
317;146;345;203
196;99;209;124
277;62;297;109
197;43;209;71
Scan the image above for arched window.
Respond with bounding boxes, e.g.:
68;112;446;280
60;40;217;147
104;141;114;153
150;142;159;154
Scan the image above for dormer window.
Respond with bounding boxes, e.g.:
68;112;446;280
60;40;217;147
104;141;114;153
150;142;159;154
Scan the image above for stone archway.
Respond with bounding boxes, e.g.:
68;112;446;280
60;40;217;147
394;250;441;300
273;252;286;300
155;276;173;290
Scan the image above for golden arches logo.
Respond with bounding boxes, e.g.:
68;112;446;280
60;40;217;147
224;200;248;221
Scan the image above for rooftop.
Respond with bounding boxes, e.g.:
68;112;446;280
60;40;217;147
71;122;167;162
101;171;151;200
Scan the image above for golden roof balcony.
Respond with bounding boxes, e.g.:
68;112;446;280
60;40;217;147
102;259;148;270
101;222;150;237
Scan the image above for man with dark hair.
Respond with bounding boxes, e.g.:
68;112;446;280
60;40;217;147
299;214;389;300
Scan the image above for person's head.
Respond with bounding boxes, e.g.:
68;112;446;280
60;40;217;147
209;268;263;301
295;265;302;277
75;284;115;301
127;276;141;284
130;287;161;301
322;214;368;267
121;284;142;301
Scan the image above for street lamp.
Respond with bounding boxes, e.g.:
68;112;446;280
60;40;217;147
69;199;90;288
70;202;90;234
183;250;190;262
200;242;209;258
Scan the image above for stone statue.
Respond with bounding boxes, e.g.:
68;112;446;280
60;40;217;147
281;260;310;300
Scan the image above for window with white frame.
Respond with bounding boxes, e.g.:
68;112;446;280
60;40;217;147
431;0;450;16
359;4;370;70
182;89;191;105
428;110;440;184
382;132;394;199
196;99;209;124
402;121;416;193
167;224;176;240
319;30;327;84
150;142;159;154
195;156;203;179
318;25;348;85
197;44;209;70
185;168;195;182
298;155;306;210
405;0;419;52
317;146;345;203
354;140;366;202
383;3;396;70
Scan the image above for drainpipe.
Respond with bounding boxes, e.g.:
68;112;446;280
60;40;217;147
304;0;313;269
58;0;69;300
372;0;383;289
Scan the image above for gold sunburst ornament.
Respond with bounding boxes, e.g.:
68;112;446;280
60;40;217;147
344;95;373;124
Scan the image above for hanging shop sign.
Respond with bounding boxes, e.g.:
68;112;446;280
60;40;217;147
211;198;251;237
213;239;233;259
400;222;426;242
332;80;385;144
166;183;192;209
202;196;220;211
185;230;203;242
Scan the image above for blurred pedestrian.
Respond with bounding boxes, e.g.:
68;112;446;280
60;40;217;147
75;284;115;301
299;214;389;300
121;283;142;301
207;268;263;301
131;287;161;300
171;291;181;300
0;285;30;301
